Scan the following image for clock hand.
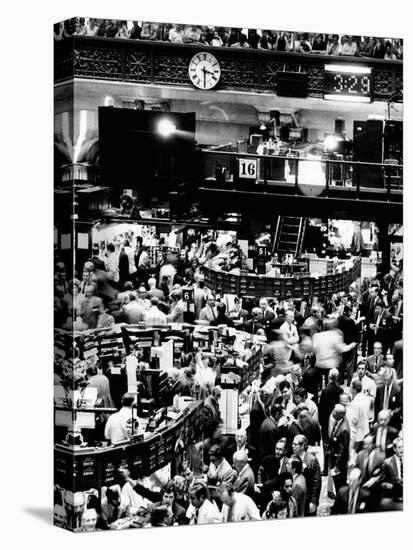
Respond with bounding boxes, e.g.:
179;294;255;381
202;66;207;87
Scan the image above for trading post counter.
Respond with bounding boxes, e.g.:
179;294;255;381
54;400;204;492
202;256;362;299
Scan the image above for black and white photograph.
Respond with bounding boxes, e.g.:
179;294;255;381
52;6;405;536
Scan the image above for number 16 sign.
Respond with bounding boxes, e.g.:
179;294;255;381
238;158;257;179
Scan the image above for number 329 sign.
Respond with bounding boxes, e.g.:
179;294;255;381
238;158;257;179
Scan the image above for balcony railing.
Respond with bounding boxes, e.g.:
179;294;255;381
200;149;403;202
54;36;403;102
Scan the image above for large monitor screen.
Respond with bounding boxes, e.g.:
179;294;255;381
99;107;196;189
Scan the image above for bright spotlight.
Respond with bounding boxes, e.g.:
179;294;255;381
157;119;176;137
324;134;339;152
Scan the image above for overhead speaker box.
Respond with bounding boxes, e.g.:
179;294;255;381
276;72;308;98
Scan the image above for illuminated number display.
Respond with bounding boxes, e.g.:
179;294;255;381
239;158;257;179
324;65;372;103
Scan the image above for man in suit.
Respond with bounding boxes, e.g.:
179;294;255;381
370;409;398;457
368;301;393;355
366;341;385;377
355;435;385;511
89;245;106;272
381;437;403;498
258;403;288;459
374;367;402;429
363;284;380;356
258;437;290;485
318;368;343;474
203;386;222;433
232;450;255;497
326;404;350;496
244;307;265;335
206;444;236;489
227;428;257;476
187;482;222;524
291;434;321;516
258;298;275;328
248;389;269;450
290;456;307;517
199;295;217;324
331;467;371;515
288;404;321;449
338;305;359;384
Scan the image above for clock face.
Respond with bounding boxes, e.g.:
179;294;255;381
188;52;221;90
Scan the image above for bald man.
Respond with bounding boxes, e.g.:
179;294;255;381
232;450;255;497
228;428;257;474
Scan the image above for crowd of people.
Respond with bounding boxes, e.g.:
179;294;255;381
54;18;403;60
54;231;246;331
54;227;403;528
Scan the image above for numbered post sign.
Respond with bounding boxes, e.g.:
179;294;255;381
238;158;257;179
182;288;194;303
256;245;269;275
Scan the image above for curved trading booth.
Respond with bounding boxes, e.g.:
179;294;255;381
202;256;361;300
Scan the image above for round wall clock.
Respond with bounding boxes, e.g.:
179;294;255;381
188;52;221;90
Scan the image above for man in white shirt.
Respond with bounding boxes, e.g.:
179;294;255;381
352;361;377;422
280;309;299;346
313;318;357;371
144;297;167;325
219;483;261;522
347;379;370;456
187;482;222;525
280;309;299;361
104;393;139;444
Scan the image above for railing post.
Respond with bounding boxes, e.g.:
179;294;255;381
355;162;361;197
263;155;267;186
325;158;330;197
294;159;299;194
233;154;238;188
387;165;392;201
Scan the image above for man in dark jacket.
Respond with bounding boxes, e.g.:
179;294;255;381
258;403;288;459
291;434;321;516
326;404;350;495
338;306;359;384
318;368;343;474
331;468;371;515
248;389;269;450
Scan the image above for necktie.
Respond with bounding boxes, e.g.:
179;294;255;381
377;428;385;451
375;356;378;372
348;489;356;514
194;507;199;525
400;458;403;480
384;385;390;409
227;504;234;522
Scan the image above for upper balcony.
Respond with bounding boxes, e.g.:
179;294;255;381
54;36;403;103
